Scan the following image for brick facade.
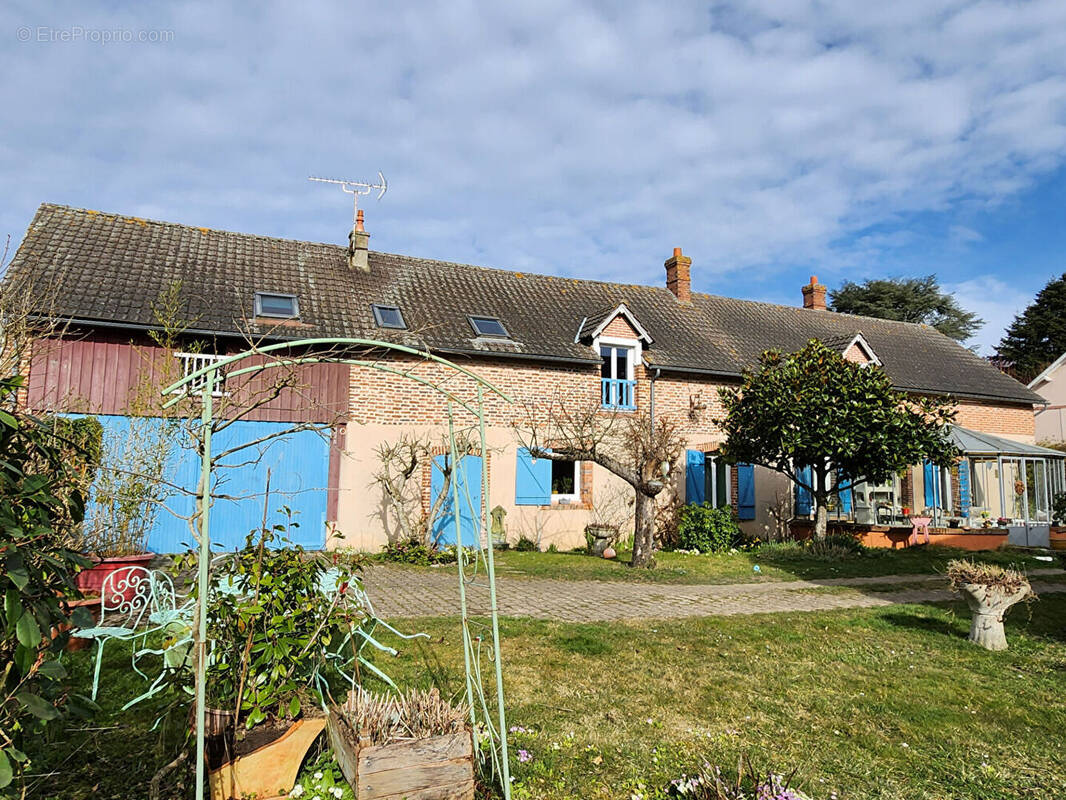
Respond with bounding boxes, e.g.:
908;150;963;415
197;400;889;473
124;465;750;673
954;400;1035;440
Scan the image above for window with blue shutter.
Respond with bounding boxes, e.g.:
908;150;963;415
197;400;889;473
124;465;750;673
686;450;706;505
795;465;812;516
736;463;755;520
515;447;551;505
957;459;971;516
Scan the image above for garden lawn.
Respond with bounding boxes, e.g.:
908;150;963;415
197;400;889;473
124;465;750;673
397;544;1056;585
19;596;1066;800
382;596;1066;800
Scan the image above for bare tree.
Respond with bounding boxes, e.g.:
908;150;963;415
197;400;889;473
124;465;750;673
372;431;474;547
516;400;684;568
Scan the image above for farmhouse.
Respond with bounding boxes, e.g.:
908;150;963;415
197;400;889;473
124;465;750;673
6;202;1061;551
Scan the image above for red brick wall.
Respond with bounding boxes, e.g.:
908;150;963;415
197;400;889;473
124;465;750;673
955;400;1035;439
601;315;639;339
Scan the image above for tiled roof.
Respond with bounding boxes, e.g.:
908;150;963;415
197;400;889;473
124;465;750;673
5;203;1043;405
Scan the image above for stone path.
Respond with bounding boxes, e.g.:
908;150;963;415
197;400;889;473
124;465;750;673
362;566;1066;622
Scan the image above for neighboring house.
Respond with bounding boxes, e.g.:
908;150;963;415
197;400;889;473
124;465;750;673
1029;353;1066;444
4;203;1059;552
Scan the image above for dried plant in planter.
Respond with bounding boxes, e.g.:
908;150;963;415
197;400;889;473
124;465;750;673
327;688;474;799
947;559;1034;651
338;687;468;746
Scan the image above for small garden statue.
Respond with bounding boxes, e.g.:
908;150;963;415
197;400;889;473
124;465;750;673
947;560;1033;651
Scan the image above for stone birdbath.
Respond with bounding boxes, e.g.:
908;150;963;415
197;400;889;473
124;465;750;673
947;560;1033;651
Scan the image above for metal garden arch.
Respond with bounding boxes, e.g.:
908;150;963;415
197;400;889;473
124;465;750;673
161;337;514;800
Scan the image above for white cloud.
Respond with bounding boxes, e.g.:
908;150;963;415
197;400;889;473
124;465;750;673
1;1;1065;291
945;275;1034;354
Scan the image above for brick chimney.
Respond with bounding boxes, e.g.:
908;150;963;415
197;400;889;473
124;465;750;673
801;275;827;310
665;246;692;303
348;209;370;272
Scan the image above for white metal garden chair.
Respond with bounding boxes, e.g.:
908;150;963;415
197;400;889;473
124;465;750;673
72;566;178;701
317;567;428;692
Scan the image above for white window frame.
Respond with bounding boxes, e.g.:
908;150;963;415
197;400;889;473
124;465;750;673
550;459;582;503
172;352;228;397
707;455;731;509
595;335;640;381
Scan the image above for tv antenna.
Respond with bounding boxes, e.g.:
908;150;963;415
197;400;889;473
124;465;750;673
308;172;387;227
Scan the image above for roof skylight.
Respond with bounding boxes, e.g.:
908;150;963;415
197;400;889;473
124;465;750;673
254;292;299;319
372;304;407;330
469;315;509;338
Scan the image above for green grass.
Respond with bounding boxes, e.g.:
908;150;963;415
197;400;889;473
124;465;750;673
395;544;1059;585
379;599;1066;799
18;597;1066;799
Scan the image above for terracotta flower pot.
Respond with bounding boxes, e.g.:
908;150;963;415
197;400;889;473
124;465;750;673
76;553;155;604
960;581;1031;651
208;718;326;800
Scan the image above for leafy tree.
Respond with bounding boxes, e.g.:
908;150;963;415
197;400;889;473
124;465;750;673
829;276;983;342
0;376;99;791
996;273;1066;382
717;341;958;540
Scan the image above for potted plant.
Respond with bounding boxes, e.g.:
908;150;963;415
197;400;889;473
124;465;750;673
75;415;176;599
947;559;1033;651
584;485;633;557
327;688;474;799
161;520;390;800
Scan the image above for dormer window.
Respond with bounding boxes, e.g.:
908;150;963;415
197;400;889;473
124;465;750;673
255;292;298;319
469;316;509;338
372;304;407;330
600;341;636;410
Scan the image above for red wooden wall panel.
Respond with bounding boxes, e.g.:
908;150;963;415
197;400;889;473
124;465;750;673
26;332;351;424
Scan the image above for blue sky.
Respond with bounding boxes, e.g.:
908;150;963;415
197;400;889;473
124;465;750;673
3;1;1065;354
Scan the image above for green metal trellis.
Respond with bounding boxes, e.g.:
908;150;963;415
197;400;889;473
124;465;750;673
160;337;514;800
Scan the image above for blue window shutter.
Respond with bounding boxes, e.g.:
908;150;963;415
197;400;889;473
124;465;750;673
736;463;755;520
686;450;706;505
515;448;551;505
923;461;936;508
957;459;971;516
795;465;812;516
837;470;852;513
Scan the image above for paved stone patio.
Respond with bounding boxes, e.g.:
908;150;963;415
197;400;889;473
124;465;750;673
363;565;1066;621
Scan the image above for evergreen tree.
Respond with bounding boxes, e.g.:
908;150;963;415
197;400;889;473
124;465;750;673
997;273;1066;382
829;275;982;342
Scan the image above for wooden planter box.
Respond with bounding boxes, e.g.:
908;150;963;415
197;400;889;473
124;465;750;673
326;708;474;800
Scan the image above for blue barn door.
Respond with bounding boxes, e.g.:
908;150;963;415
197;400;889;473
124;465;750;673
85;415;330;553
431;454;483;547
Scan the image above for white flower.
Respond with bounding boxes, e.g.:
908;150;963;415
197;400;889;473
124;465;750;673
289;787;305;798
331;789;344;798
314;772;323;781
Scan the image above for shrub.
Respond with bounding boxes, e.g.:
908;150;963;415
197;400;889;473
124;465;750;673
1052;492;1066;526
173;519;369;727
0;378;96;790
674;503;745;553
805;533;866;560
514;535;538;552
377;538;458;566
